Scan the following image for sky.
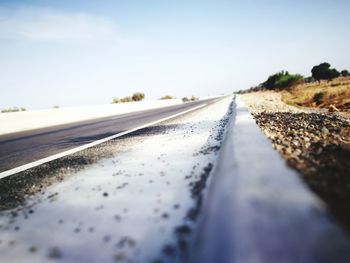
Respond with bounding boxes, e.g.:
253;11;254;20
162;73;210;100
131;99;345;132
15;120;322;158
1;0;350;110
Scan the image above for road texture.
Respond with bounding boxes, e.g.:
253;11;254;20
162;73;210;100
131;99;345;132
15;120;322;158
0;96;233;263
1;96;350;263
0;98;220;172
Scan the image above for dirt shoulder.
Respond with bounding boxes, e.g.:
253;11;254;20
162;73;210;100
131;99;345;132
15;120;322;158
240;90;315;113
240;91;350;232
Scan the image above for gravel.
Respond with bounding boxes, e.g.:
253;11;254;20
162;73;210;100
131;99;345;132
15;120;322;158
240;91;350;232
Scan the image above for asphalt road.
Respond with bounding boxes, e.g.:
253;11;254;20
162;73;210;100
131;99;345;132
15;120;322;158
0;98;221;172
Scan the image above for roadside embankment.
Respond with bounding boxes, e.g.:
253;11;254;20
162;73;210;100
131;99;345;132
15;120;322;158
281;77;350;112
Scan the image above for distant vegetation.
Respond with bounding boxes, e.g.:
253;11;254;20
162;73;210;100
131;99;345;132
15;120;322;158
112;92;145;104
236;62;350;112
112;97;132;103
311;62;340;82
131;92;145;101
262;71;304;90
236;62;350;94
1;107;26;113
341;70;349;77
160;95;175;100
182;96;199;102
279;62;350;112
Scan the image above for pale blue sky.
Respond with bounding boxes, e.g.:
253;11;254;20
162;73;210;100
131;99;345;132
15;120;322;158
1;0;350;109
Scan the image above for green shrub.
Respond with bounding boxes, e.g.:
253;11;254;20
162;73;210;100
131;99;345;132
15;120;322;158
182;97;190;102
313;92;326;105
262;71;304;90
1;107;26;113
121;96;132;103
112;97;121;103
132;92;145;102
160;95;174;100
275;74;304;88
190;95;199;101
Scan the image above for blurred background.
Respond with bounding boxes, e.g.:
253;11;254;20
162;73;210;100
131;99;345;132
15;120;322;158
1;0;350;109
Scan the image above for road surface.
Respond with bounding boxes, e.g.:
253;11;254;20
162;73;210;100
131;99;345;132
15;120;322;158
0;98;221;172
1;95;350;263
0;96;233;263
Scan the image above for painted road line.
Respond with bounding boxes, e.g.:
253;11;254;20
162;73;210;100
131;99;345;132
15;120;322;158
0;103;208;180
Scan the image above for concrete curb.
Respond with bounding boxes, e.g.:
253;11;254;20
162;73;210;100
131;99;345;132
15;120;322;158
191;95;350;263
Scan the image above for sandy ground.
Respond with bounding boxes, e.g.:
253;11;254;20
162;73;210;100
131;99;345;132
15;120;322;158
240;90;318;113
240;91;350;232
0;97;233;263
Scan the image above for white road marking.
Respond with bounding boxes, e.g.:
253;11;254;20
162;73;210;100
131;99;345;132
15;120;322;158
0;103;207;180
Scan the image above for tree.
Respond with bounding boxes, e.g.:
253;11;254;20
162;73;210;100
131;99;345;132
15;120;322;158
311;62;340;82
329;68;340;79
132;92;145;101
341;70;349;77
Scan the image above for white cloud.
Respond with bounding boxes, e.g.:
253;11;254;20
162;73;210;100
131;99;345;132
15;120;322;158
0;6;119;43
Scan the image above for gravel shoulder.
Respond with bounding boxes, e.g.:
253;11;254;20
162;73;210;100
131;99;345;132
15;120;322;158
240;91;350;232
